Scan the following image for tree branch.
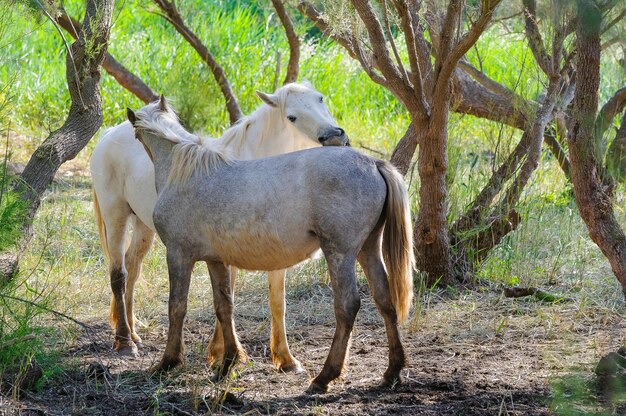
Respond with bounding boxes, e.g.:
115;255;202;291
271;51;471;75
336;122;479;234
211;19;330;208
596;86;626;142
153;0;242;123
55;12;158;103
522;0;553;75
298;1;389;87
351;0;422;116
271;0;300;84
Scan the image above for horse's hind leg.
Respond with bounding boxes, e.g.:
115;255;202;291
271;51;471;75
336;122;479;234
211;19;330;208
154;247;194;371
268;269;302;372
206;261;246;380
104;202;136;357
308;252;360;393
122;216;155;348
357;229;405;386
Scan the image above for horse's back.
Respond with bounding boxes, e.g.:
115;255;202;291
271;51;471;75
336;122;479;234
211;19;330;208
154;147;388;267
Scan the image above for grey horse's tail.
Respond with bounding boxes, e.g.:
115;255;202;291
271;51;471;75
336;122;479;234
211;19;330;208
376;160;415;323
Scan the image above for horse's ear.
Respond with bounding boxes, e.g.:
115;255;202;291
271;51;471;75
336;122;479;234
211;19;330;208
301;80;313;89
256;90;278;108
127;108;137;126
159;94;168;112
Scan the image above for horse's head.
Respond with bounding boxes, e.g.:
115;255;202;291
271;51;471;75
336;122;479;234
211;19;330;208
255;82;350;147
127;95;197;160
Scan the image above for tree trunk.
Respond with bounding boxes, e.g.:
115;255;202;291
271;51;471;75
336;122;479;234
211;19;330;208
568;0;626;297
414;103;453;286
0;0;115;281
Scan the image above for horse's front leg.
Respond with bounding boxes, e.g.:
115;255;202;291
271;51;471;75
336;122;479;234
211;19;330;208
207;265;249;366
268;269;302;372
207;261;246;380
152;247;194;372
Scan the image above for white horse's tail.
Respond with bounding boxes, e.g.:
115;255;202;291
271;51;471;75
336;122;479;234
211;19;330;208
376;160;414;323
93;187;109;260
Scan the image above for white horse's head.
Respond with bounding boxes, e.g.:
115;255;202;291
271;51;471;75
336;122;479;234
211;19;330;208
255;82;349;146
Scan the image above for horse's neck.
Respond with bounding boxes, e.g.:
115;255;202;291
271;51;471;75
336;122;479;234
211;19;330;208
227;119;319;160
143;135;176;193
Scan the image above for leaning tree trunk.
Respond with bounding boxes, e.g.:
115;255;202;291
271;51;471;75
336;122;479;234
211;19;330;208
0;0;115;281
568;0;626;297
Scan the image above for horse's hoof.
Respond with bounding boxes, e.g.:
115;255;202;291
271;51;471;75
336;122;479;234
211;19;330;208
305;382;328;394
117;345;139;358
278;360;304;374
134;341;145;350
236;348;249;364
381;374;402;388
210;372;225;384
150;357;182;374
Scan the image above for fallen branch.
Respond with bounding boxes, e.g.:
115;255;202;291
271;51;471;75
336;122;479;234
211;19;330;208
503;287;572;303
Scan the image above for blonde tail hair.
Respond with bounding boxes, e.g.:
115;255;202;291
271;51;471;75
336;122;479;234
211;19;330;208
376;160;415;323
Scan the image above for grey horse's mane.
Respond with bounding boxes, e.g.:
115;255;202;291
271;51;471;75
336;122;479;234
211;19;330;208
220;82;313;151
135;101;233;185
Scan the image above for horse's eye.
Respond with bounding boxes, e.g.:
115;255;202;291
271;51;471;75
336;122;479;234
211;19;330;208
319;96;324;103
287;115;297;122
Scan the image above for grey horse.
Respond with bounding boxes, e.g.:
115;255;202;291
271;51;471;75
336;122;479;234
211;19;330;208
127;97;414;393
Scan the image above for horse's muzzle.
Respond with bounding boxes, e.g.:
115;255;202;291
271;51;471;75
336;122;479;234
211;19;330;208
319;127;350;147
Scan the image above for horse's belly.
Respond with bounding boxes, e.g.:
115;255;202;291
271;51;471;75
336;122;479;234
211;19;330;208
209;227;319;271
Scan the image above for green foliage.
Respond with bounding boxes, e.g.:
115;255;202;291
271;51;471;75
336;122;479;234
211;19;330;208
0;174;28;252
550;372;626;416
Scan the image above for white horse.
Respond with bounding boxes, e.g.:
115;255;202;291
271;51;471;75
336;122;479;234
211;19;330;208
128;98;414;393
89;82;348;372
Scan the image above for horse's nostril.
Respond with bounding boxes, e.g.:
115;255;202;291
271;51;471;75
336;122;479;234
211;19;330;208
337;127;345;136
319;136;329;143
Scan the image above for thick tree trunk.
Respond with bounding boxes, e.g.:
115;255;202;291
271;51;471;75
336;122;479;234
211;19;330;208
56;13;158;104
154;0;243;124
568;0;626;297
0;0;115;281
414;103;453;285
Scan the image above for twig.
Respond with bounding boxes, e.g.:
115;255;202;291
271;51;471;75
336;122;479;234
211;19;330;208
0;293;95;330
0;333;36;349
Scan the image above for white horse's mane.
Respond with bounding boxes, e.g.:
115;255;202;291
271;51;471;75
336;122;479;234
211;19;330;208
220;82;312;151
135;101;233;185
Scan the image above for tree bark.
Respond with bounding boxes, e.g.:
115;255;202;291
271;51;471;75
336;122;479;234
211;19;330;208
271;0;300;84
55;13;158;104
154;0;243;124
414;103;454;285
0;0;115;281
568;0;626;297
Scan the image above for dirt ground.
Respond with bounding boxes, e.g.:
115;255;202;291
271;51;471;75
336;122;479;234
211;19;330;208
3;278;624;416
